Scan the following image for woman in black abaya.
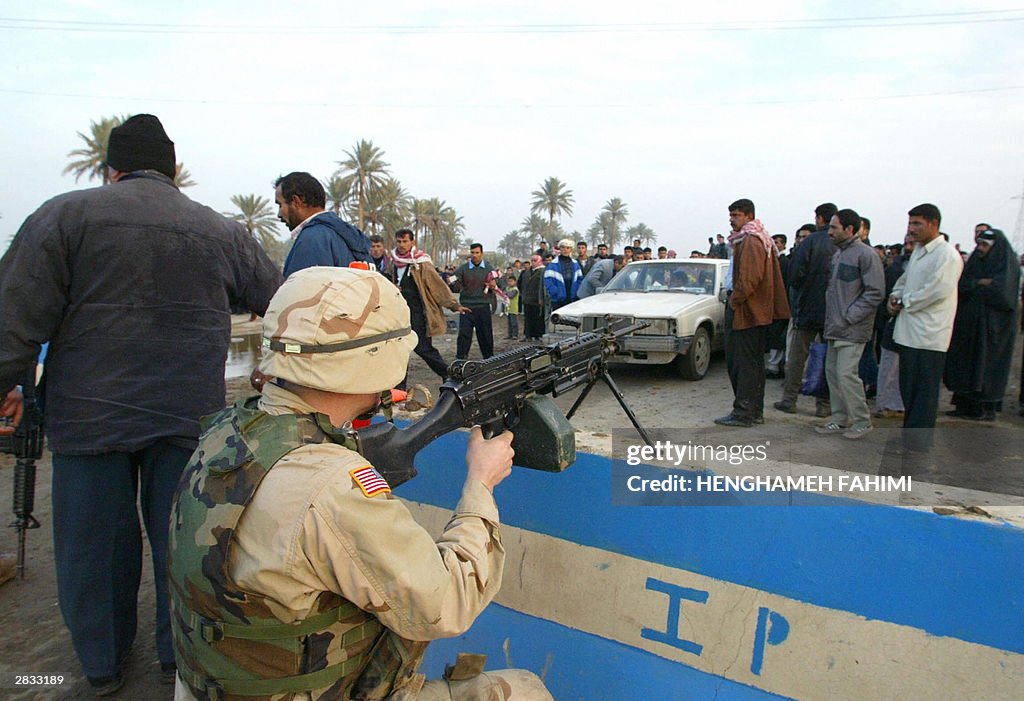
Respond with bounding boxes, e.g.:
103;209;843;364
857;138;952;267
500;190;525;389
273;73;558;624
944;228;1020;420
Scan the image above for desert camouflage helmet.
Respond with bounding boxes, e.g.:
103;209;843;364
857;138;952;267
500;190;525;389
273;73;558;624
259;266;417;393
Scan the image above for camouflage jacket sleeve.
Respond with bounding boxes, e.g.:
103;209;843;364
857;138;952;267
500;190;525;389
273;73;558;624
299;444;504;641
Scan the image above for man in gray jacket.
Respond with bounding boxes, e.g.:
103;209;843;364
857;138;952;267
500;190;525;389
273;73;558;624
0;114;281;694
815;208;884;439
577;254;626;298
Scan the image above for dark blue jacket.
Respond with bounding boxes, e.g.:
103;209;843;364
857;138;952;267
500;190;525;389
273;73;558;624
787;228;836;330
0;172;281;454
282;212;371;278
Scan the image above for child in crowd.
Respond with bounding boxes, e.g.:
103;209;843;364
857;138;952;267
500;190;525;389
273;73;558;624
505;274;520;339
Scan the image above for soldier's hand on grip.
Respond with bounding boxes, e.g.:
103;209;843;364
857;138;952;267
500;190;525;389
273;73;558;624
466;426;514;492
0;387;24;433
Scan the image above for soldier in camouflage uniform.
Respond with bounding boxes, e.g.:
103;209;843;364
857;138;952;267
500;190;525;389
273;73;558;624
169;266;552;701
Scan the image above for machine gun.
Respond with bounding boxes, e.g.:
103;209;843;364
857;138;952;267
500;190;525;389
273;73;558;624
350;318;653;487
1;371;44;579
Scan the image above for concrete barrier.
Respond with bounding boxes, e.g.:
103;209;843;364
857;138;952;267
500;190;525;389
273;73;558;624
395;430;1024;700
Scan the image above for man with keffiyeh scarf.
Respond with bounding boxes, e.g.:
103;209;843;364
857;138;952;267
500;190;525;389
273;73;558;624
715;199;790;428
386;228;470;389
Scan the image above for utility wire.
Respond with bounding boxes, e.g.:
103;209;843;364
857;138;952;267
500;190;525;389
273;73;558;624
1;10;1024;35
2;85;1021;108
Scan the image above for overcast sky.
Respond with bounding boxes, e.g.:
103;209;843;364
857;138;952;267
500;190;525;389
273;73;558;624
2;1;1023;258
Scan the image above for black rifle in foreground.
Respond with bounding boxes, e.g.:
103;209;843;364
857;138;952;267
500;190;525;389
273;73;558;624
350;319;653;487
1;371;44;578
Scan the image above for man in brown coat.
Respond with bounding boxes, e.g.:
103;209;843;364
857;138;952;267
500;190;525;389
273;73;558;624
388;228;469;389
715;199;790;427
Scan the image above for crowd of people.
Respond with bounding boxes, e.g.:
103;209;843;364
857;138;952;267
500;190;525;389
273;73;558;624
0;111;1021;698
705;200;1021;477
421;212;1021;458
420;202;1021;455
392;200;1022;475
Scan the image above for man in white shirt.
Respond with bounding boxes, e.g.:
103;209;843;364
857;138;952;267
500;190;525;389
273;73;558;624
887;203;963;454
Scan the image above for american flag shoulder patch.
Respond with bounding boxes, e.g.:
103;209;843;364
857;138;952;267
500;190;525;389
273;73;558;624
349;465;392;498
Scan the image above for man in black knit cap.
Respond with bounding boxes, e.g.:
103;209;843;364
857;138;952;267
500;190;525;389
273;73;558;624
0;114;281;696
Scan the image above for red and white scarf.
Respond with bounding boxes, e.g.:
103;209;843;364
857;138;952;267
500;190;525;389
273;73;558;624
489;269;509;303
728;219;773;253
391;245;432;268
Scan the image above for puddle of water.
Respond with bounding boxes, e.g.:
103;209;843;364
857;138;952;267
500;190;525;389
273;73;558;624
226;333;262;378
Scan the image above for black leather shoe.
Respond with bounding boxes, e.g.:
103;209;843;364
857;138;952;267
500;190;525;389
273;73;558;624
714;414;753;427
773;400;796;414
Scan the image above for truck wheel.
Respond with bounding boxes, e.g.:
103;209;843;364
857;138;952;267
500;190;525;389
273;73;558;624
677;326;711;380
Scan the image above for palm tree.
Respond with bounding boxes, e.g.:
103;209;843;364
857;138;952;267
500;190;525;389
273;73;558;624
587;212;616;248
324;174;352;215
626;223;656;246
410;198;432;241
415;197;465;263
498;231;520;259
335;139;390;231
226;194;279;248
419;198;441;260
225;193;288;266
601;198;629;250
439;208;465;264
227;193;277;236
173;163;196;189
422;197;453;262
365;177;411;244
520;213;550;248
501;230;533;259
63;115;129;184
530;177;574;234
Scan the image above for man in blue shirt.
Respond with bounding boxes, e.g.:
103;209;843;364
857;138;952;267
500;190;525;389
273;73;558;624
274;172;371;278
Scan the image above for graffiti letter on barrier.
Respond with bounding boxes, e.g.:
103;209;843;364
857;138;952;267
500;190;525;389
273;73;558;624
751;606;790;675
640;577;709;656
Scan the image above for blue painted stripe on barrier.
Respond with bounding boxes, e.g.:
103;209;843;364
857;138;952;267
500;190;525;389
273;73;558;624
422;602;794;701
396;431;1024;655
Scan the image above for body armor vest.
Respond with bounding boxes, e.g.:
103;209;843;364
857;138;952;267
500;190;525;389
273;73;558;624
168;398;425;700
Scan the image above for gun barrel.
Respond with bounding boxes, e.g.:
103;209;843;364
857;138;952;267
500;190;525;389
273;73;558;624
16;524;27;579
11;458;40;578
550;313;580;329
